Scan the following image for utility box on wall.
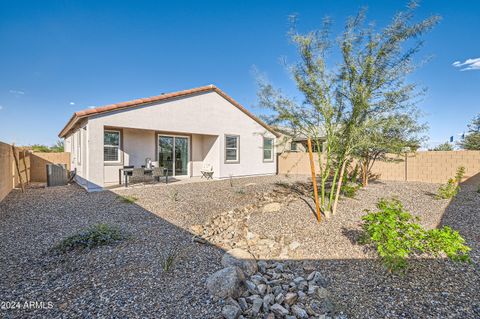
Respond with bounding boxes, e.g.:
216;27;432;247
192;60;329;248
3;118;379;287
46;164;67;187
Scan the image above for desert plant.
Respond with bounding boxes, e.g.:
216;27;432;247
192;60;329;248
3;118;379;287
160;246;188;272
436;166;465;199
54;224;126;253
436;178;459;199
455;166;465;183
234;188;246;195
341;182;360;198
119;195;138;204
229;174;234;187
360;199;471;272
477;184;480;194
169;189;179;202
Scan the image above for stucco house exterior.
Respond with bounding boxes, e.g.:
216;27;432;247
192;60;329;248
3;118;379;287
59;85;279;191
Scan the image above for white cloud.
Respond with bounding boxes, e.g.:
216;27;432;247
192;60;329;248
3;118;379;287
9;89;25;95
69;102;75;105
88;105;96;109
452;57;480;71
0;105;3;110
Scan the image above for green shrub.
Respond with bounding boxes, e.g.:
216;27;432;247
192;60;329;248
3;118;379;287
119;195;138;204
436;166;465;199
455;166;465;183
436;178;459;199
360;199;471;272
54;224;126;253
477;184;480;194
341;182;360;198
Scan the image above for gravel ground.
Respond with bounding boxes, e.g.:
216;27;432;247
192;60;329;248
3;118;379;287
0;176;478;318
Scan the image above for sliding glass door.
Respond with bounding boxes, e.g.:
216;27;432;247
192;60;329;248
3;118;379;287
158;135;189;176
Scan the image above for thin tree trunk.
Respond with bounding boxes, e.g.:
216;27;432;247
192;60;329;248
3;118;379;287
332;160;347;216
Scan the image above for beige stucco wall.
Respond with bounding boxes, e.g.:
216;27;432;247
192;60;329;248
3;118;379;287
278;151;480;184
73;91;275;190
29;152;70;182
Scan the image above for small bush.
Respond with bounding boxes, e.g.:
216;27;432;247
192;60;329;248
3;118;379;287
234;188;246;195
54;224;126;253
436;178;459;199
341;182;360;198
360;199;471;272
169;189;179;202
119;195;138;204
477;184;480;194
436;166;465;199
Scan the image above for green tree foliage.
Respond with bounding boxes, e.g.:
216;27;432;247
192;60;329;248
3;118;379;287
458;113;480;150
361;199;471;272
30;139;64;153
356;114;426;186
257;2;439;217
431;142;454;151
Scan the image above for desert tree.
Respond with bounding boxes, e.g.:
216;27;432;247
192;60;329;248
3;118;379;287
258;2;439;218
431;141;454;151
458;113;480;150
355;113;426;187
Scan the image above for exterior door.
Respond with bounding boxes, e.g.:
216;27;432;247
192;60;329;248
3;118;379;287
158;135;189;176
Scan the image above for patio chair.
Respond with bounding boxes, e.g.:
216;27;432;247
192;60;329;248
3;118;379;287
152;167;165;183
130;168;146;184
200;163;214;180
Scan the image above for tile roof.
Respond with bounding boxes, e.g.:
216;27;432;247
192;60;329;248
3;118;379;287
58;85;279;138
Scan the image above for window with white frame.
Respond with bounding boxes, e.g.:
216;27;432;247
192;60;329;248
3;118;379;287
263;137;274;161
104;130;120;162
225;135;239;163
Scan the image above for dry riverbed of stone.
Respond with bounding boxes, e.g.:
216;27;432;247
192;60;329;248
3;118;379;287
0;175;478;318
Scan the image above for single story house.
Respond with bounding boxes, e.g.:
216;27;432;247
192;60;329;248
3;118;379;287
59;85;279;191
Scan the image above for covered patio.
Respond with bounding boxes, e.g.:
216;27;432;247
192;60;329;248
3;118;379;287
104;127;220;187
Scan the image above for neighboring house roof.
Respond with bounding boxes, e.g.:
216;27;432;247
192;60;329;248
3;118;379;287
58;85;280;138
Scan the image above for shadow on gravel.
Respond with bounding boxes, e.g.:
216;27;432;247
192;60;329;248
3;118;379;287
0;176;478;319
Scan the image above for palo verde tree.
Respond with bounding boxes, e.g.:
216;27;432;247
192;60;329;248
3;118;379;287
258;1;439;219
458;113;480;150
257;17;344;218
336;2;439;196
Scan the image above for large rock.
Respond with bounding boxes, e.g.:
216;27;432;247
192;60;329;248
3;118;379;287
271;303;289;316
206;266;245;299
263;202;282;213
221;248;258;276
222;304;241;319
291;304;309;319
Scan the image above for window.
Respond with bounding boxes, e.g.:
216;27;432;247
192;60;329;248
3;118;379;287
263;137;274;161
225;135;239;163
104;130;120;162
77;131;81;165
290;141;297;151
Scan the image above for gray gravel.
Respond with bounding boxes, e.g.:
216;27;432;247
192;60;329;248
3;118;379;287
0;176;478;318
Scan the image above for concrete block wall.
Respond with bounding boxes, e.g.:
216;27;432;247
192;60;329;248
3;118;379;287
278;151;480;184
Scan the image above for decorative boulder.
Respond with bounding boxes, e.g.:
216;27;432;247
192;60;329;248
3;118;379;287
206;266;245;299
221;248;258;276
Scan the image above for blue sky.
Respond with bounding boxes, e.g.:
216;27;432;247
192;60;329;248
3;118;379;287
0;0;478;148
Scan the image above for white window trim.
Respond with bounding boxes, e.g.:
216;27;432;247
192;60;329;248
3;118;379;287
263;137;274;162
104;130;121;163
77;131;81;165
225;134;240;164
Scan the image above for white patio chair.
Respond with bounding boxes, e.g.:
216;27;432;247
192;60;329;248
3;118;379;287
200;163;214;180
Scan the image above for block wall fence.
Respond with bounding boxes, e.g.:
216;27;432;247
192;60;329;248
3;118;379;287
278;151;480;184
